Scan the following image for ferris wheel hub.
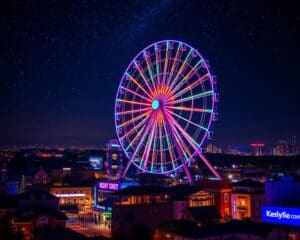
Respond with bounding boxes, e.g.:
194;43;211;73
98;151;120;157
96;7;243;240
151;99;160;110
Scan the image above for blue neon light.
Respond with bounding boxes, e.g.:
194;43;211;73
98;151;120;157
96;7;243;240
152;100;159;110
262;206;300;226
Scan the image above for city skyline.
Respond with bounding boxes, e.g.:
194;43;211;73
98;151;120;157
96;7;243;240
1;1;299;148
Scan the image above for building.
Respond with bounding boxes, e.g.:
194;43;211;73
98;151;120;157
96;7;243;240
0;190;68;239
205;144;222;154
105;139;125;180
231;179;264;222
171;185;220;224
50;185;93;212
111;185;173;239
251;143;265;156
198;179;232;221
33;167;49;185
109;184;221;238
93;180;139;236
274;140;290;156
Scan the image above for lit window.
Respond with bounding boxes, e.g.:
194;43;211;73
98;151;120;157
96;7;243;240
224;193;229;202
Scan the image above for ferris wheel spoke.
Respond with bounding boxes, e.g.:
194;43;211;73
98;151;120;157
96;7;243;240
117;98;151;107
158;124;165;172
167;105;213;113
118;110;151;128
167;112;221;179
133;61;154;95
170;59;203;94
172;73;209;100
150;126;158;172
166;109;208;131
122;120;153;178
125;72;153;99
168;48;193;90
130;114;155;163
169;90;213;105
143;52;157;92
165;42;181;87
115;107;151;116
169;122;193;160
120;86;152;103
120;114;150;141
163;113;193;182
162;41;170;85
124;125;146;152
140;117;157;168
162;122;177;171
166;111;200;149
154;44;161;85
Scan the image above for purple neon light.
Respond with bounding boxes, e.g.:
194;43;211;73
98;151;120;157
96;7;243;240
115;40;220;180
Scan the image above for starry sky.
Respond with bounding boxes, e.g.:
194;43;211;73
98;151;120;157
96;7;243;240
0;0;299;148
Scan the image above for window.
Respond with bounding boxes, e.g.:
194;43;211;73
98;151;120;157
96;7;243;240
224;193;229;202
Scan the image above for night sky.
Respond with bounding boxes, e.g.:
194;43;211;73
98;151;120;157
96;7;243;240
0;0;299;148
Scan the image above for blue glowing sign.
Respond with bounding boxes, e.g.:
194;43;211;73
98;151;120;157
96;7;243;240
262;206;300;226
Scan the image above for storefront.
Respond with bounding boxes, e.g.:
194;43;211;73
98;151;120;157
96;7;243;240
93;180;138;235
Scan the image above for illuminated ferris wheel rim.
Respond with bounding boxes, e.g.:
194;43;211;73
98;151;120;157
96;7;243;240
114;39;219;178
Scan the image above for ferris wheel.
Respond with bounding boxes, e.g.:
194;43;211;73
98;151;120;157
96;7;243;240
115;40;221;183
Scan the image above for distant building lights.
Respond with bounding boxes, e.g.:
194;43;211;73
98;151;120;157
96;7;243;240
55;193;85;197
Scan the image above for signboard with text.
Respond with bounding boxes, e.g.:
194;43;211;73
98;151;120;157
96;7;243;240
262;206;300;226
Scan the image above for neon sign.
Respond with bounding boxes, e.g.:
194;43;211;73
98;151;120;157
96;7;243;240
98;182;119;191
262;206;300;226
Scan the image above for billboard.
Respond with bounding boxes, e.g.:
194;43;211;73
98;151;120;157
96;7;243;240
89;156;103;170
262;206;300;226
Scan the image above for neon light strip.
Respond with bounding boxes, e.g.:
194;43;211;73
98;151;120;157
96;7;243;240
168;106;212;113
162;41;169;85
118;111;150;128
125;72;153;99
168;119;193;160
162;122;176;170
116;98;151;107
150;124;158;172
172;73;209;100
125;125;146;151
55;194;85;197
158;124;164;172
116;107;151;116
166;42;181;87
120;86;151;103
170;59;203;93
124;118;154;172
166;109;208;131
170;90;213;105
154;44;160;85
143;51;156;92
111;144;120;147
199;153;222;179
141;116;156;168
134;62;154;96
166;112;200;148
121;116;149;140
168;48;193;90
162;112;193;183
